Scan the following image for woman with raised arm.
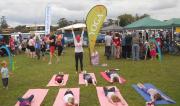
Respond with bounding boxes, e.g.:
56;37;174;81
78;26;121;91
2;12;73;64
71;27;85;73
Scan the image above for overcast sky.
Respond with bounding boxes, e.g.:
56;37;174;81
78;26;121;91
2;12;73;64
0;0;180;26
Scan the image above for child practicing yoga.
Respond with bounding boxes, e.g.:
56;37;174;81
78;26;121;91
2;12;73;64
55;72;64;85
63;89;78;106
17;94;34;106
137;83;174;106
103;87;125;105
105;69;121;83
82;71;96;86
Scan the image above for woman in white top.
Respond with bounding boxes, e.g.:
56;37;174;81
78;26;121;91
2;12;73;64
28;36;35;58
63;89;78;106
71;28;84;73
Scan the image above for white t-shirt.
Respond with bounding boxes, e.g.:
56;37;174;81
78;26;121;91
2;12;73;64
105;35;112;46
147;88;159;101
74;41;84;53
1;67;9;78
28;39;35;46
63;94;74;103
107;92;115;98
63;94;78;104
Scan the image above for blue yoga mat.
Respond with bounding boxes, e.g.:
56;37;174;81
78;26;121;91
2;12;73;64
132;83;176;105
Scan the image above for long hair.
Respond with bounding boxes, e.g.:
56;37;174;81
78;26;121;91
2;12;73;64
111;95;121;103
113;77;119;82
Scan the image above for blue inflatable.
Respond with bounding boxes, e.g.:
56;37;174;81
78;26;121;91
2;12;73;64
0;46;13;71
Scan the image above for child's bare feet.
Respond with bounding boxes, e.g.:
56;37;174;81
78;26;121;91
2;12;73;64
137;83;144;89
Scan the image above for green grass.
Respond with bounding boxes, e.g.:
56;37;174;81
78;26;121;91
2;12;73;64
0;46;180;106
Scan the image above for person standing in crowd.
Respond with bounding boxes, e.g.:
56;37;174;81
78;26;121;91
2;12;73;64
111;32;116;58
48;34;58;65
35;36;41;60
56;33;63;62
28;36;35;58
9;36;15;56
132;32;140;61
114;33;121;59
41;38;46;61
71;27;85;73
125;32;132;59
105;32;112;60
26;38;30;57
21;39;27;52
121;32;126;58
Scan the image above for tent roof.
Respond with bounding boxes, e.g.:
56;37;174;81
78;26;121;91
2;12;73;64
57;23;86;31
164;18;180;27
125;17;165;29
101;24;123;31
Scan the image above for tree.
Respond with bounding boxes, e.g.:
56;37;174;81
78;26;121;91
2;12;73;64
57;18;69;28
134;14;150;21
118;14;135;27
117;13;150;27
107;19;114;26
14;25;29;33
0;16;8;29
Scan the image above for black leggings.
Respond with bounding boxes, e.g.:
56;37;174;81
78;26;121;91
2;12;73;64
2;78;8;87
57;46;63;56
64;90;74;96
18;95;34;103
75;52;83;72
103;87;115;96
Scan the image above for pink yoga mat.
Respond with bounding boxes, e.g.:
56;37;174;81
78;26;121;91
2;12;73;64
15;89;49;106
47;74;69;87
96;86;128;106
79;73;97;84
100;72;126;84
53;88;80;106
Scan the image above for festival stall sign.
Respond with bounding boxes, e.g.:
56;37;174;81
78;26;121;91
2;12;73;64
176;27;180;33
86;5;107;65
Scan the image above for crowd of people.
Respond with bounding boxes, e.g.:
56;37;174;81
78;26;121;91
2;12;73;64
104;30;176;61
7;32;65;64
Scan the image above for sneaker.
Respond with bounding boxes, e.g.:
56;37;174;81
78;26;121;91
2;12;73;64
48;62;52;65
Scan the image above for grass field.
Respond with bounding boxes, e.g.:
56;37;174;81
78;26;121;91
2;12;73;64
0;46;180;106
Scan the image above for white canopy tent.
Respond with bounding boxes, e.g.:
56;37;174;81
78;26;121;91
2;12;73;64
57;23;86;31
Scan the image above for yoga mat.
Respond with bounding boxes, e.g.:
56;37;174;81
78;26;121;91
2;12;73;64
96;86;128;106
15;89;49;106
132;83;176;105
47;74;69;87
100;72;126;84
53;88;80;106
79;73;97;84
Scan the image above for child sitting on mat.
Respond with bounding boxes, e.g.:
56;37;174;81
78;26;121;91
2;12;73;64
105;69;121;83
137;83;174;105
103;87;124;105
63;89;78;106
17;94;34;106
55;72;64;85
82;71;96;86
